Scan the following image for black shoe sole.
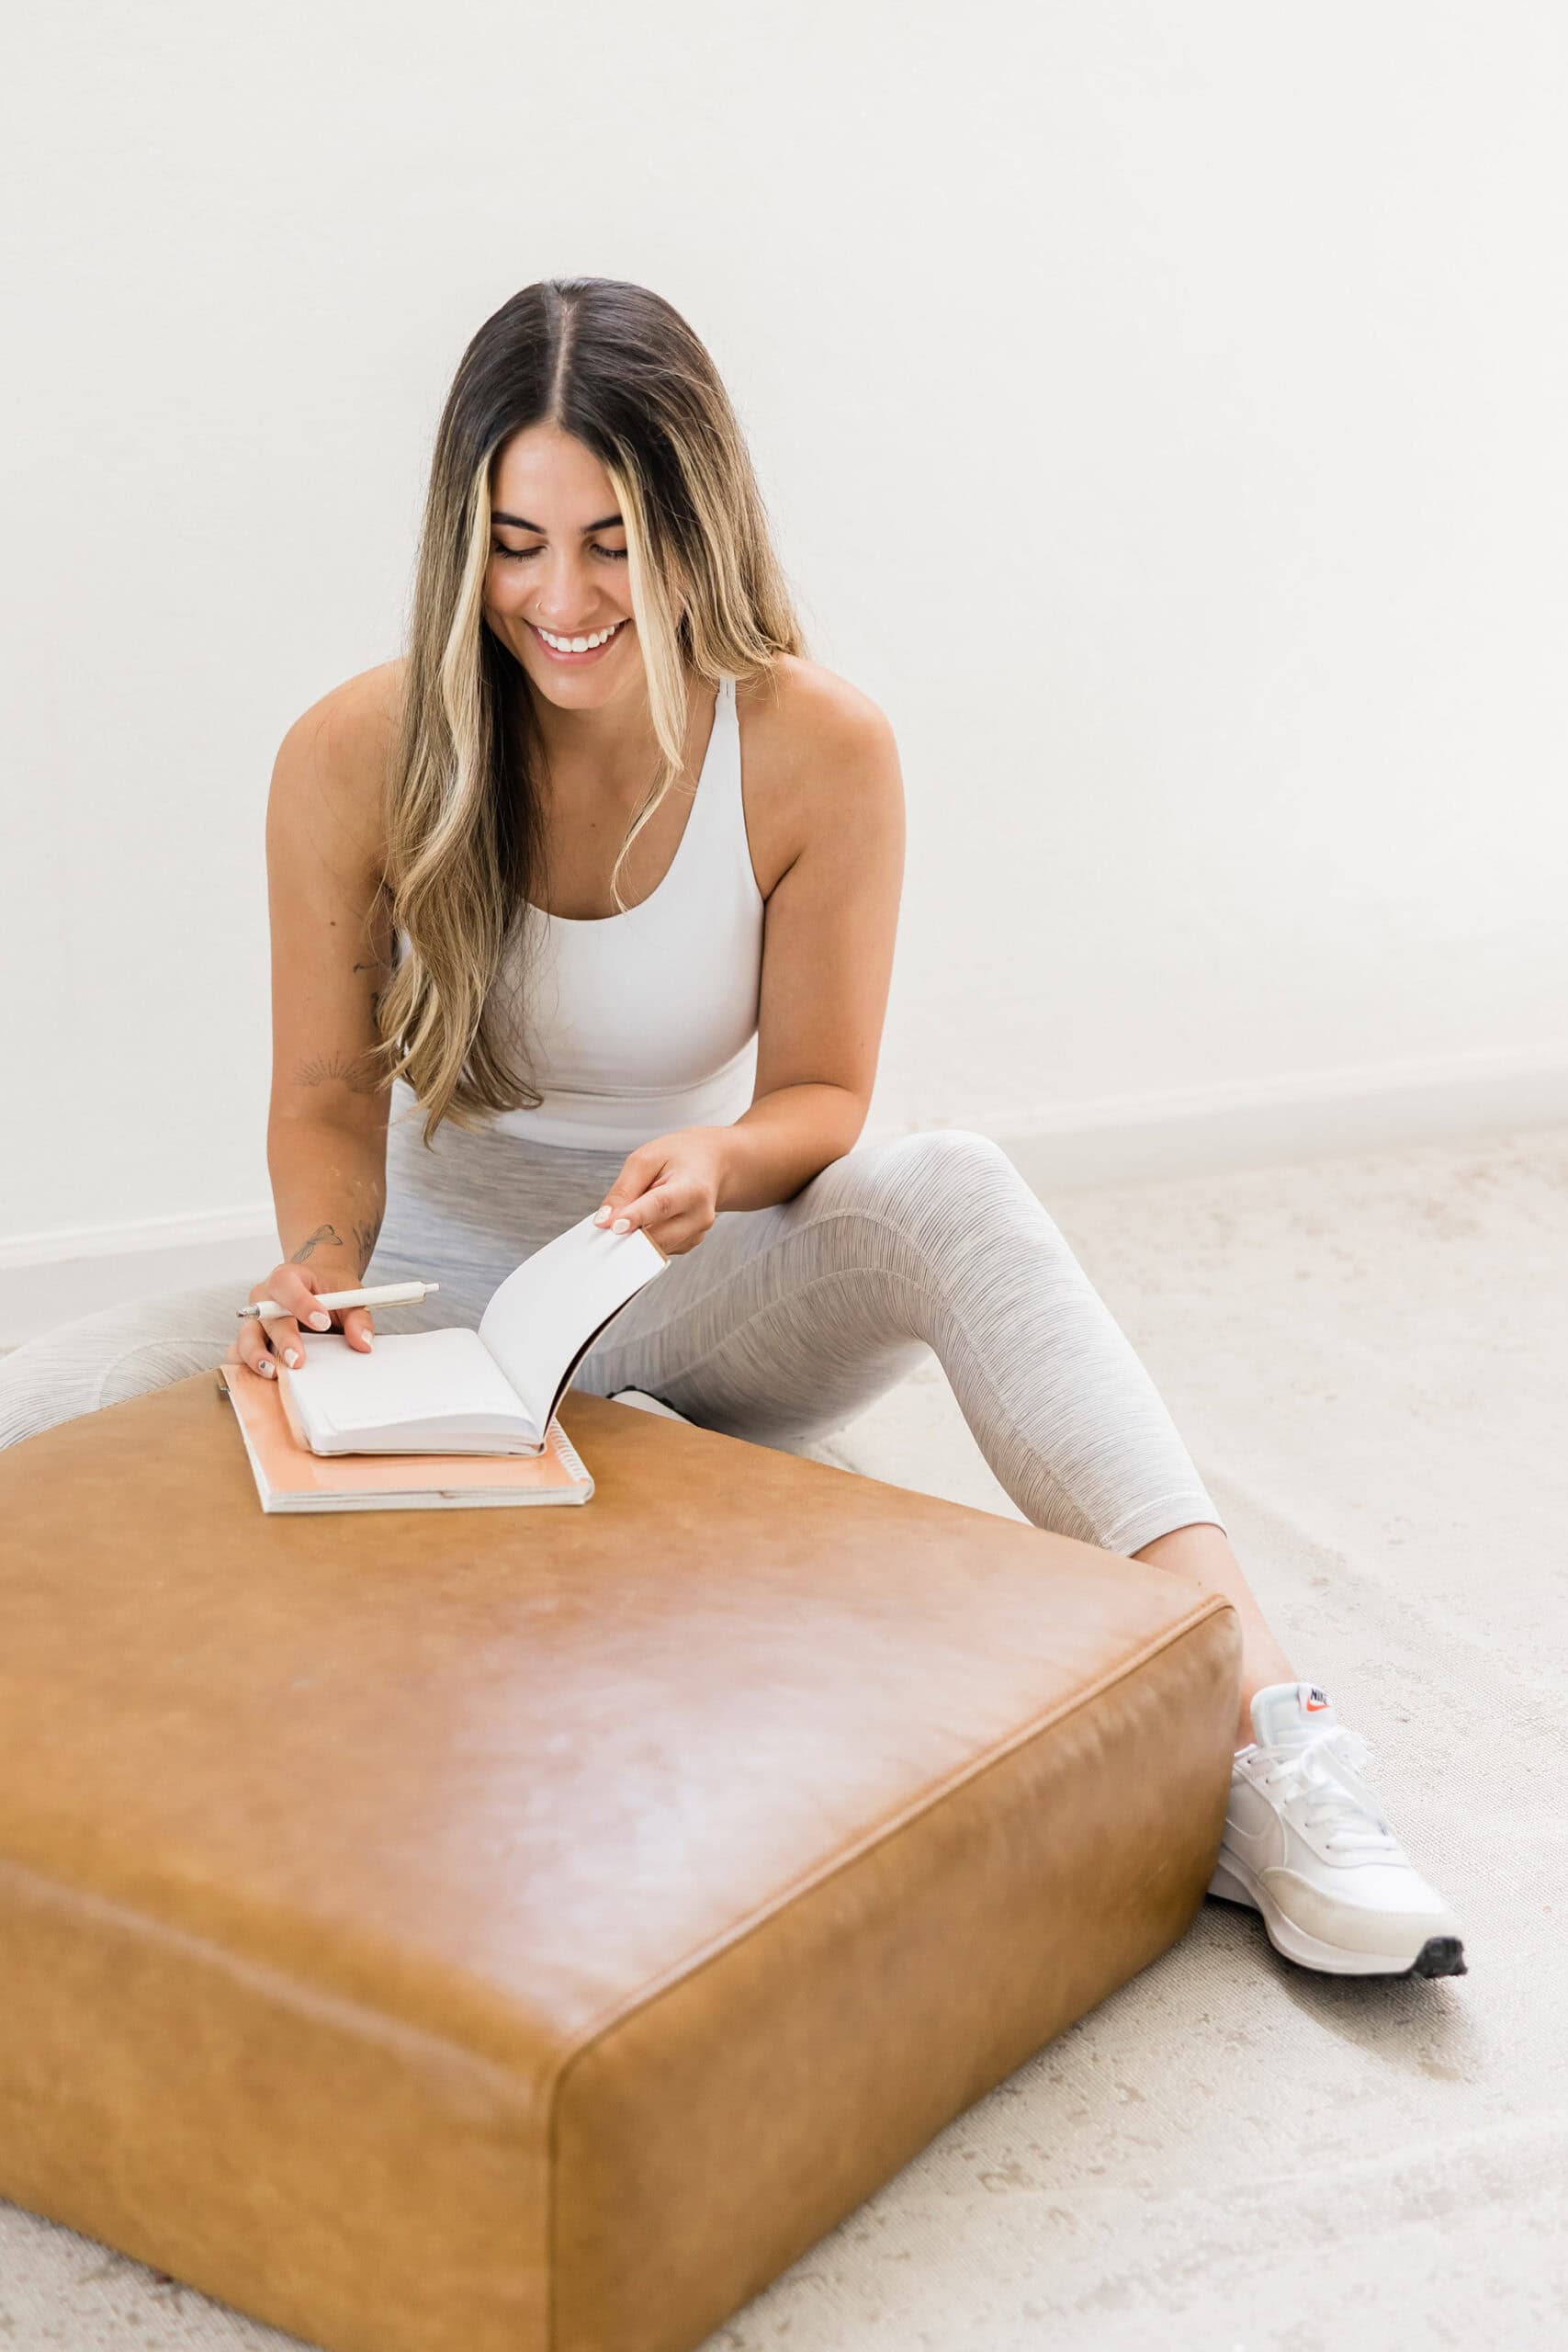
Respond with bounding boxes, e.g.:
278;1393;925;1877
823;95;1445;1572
1409;1935;1467;1979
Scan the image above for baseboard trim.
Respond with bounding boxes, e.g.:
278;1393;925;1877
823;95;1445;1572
895;1046;1568;1194
0;1201;278;1276
0;1223;280;1353
3;1048;1564;1348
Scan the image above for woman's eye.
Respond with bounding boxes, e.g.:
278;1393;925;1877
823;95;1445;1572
491;545;629;562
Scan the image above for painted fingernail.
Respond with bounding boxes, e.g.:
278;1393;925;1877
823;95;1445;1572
260;1361;275;1378
612;1217;631;1233
593;1207;611;1225
309;1312;331;1329
285;1349;301;1368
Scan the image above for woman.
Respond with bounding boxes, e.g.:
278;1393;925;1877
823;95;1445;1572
0;277;1464;1982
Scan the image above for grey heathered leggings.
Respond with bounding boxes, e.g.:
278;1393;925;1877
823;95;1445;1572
0;1090;1226;1555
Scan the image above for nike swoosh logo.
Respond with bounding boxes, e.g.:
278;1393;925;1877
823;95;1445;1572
1221;1815;1277;1866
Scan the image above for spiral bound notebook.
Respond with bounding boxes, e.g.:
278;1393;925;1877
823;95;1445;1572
217;1363;594;1514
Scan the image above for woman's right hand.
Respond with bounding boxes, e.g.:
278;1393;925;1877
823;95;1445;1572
224;1260;377;1382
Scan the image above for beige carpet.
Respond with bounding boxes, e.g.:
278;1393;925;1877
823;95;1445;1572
4;1123;1564;2350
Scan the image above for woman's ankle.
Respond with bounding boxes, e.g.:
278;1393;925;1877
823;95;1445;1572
1131;1524;1296;1746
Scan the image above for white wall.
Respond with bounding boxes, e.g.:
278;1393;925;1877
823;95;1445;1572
4;2;1565;1306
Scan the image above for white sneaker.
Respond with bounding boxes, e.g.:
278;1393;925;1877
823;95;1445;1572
608;1388;694;1425
1207;1679;1467;1979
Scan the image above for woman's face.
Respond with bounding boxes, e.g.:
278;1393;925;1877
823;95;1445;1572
483;424;641;707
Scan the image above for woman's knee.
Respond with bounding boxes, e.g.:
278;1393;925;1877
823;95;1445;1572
838;1125;1015;1186
0;1284;242;1452
817;1126;1045;1241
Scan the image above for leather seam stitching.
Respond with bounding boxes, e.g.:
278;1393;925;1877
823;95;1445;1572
544;1596;1237;2330
558;1596;1234;2046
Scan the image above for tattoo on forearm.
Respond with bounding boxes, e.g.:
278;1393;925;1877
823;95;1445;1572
290;1224;344;1265
353;1214;383;1268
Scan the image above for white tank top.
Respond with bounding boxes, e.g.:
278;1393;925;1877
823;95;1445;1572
486;673;764;1149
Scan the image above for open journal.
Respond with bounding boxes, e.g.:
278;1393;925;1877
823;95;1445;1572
275;1213;670;1458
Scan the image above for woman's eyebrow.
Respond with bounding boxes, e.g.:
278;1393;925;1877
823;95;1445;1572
491;510;624;533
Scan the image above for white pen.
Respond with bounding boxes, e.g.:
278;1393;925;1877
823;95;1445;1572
237;1281;440;1322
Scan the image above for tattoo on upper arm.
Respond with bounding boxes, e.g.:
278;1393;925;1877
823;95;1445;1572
291;946;392;1094
294;1050;385;1094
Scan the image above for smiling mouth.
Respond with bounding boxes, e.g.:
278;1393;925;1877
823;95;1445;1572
530;618;629;654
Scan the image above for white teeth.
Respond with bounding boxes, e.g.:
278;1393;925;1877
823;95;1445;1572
537;621;622;652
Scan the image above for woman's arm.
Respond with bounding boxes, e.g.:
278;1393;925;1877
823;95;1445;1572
264;665;400;1284
719;674;906;1211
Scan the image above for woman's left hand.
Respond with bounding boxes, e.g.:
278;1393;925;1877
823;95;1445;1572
592;1128;729;1257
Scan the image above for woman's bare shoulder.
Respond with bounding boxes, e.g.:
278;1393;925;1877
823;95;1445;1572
733;655;901;896
286;657;406;772
736;652;893;764
272;659;407;864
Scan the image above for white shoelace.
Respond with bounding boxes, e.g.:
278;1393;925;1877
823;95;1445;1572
1255;1728;1404;1859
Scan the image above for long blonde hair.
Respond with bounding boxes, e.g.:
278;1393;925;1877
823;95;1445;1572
373;277;807;1145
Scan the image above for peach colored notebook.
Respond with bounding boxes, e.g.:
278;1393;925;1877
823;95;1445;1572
217;1363;593;1515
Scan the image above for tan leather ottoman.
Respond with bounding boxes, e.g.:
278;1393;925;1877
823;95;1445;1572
0;1373;1240;2352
